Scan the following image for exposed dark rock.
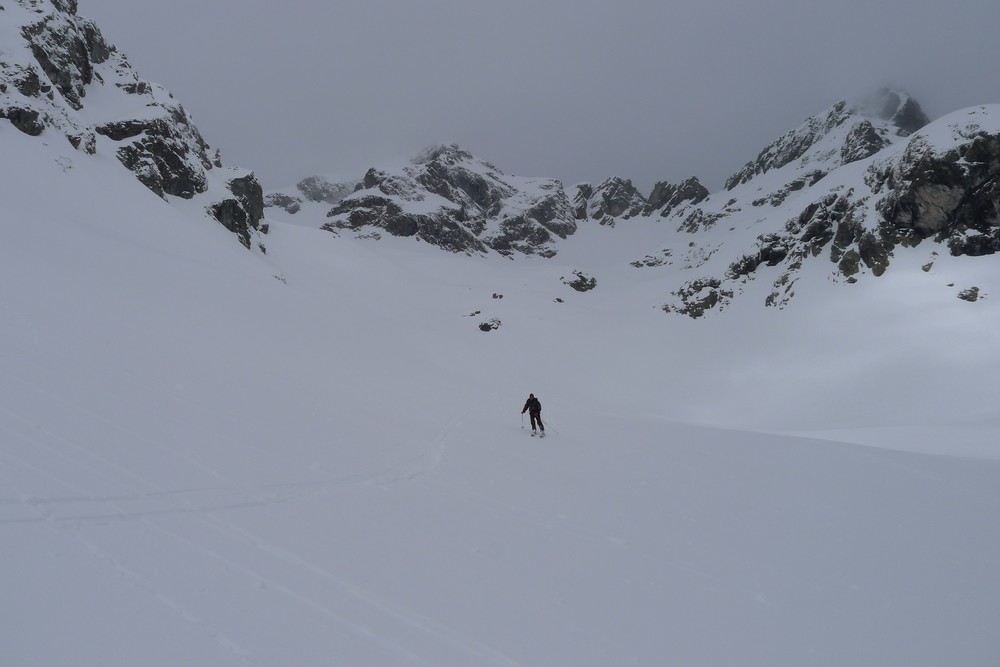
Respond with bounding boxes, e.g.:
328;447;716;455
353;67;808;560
418;159;505;216
0;106;44;135
678;208;724;233
572;183;593;220
209;173;265;249
20;10;110;111
878;130;1000;257
645;177;709;216
878;91;930;135
479;318;501;332
838;249;862;277
8;64;44;98
630;249;673;268
561;270;597;292
492;216;555;258
363;168;386;189
502;184;576;240
0;0;267;250
324;193;489;254
726;233;790;281
583;177;646;224
99;116;210;198
841;120;890;164
296;175;357;205
726;101;853;190
328;195;402;229
265;193;301;214
858;230;891;276
830;215;864;265
116;81;151;96
957;287;981;302
753;171;828;208
663;278;733;318
66;130;96;153
325;144;575;256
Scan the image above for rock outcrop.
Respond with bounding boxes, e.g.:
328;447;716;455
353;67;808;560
574;177;646;225
658;101;999;317
0;0;265;249
876;111;1000;256
724;90;929;191
645;177;709;216
321;144;577;257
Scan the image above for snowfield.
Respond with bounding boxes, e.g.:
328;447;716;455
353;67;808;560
3;126;1000;666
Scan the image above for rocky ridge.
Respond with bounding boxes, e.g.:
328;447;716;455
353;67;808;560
265;175;360;216
5;4;991;318
0;0;265;249
656;97;1000;316
267;148;711;257
264;91;997;317
314;144;579;257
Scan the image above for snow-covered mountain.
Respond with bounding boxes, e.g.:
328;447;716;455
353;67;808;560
4;3;1000;666
0;0;266;249
269;90;1000;318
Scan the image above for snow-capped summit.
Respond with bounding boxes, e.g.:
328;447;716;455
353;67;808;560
724;89;929;191
572;177;647;225
260;90;997;318
316;143;578;257
0;0;265;248
655;100;999;316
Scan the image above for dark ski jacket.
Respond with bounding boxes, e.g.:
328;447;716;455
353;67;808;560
522;397;541;415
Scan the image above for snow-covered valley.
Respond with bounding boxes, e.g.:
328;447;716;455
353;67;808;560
3;124;1000;665
3;1;1000;663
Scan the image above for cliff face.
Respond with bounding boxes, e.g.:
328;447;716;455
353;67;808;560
723;91;929;191
0;0;265;249
261;94;998;319
659;102;999;317
321;145;577;257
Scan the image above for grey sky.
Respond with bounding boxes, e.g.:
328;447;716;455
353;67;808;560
80;0;1000;193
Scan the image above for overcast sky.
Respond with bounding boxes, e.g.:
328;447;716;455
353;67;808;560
80;0;1000;193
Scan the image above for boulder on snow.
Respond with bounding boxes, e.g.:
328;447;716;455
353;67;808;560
561;270;597;292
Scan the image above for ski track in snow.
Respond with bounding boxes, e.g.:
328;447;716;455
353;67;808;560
0;375;464;528
2;430;516;665
2;431;257;665
0;312;39;360
0;346;521;665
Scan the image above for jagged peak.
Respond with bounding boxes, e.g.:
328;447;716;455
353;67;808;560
0;0;266;249
411;143;475;166
583;177;646;224
645;176;709;216
850;88;929;135
723;92;926;191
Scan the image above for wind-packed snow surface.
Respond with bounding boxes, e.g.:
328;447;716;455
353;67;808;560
3;124;1000;665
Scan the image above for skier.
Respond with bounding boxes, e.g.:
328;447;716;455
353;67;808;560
521;393;545;437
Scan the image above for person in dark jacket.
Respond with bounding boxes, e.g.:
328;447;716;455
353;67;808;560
521;393;544;436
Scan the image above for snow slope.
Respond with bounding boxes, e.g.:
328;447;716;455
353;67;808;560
4;117;1000;666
